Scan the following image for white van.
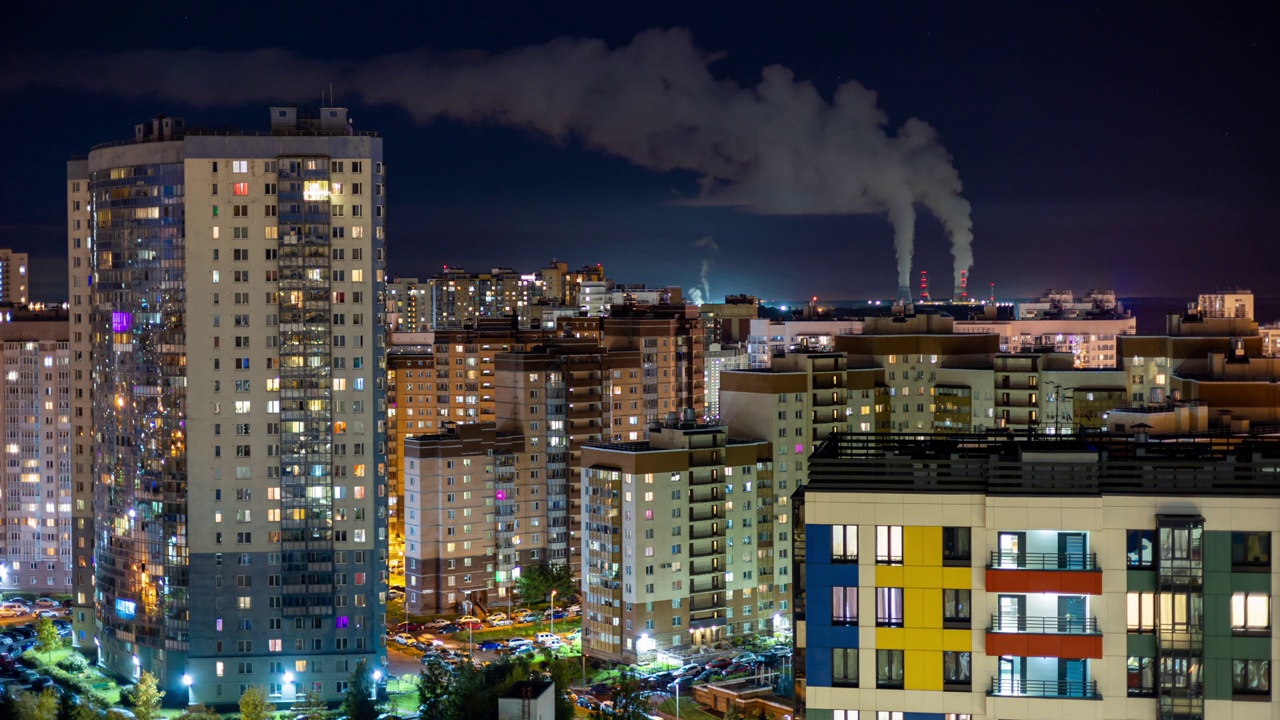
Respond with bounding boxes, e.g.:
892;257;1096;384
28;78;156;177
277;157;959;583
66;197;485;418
0;602;29;618
534;632;558;646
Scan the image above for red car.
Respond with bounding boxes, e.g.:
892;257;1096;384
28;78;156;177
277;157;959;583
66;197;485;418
461;621;485;631
395;621;425;632
705;657;732;671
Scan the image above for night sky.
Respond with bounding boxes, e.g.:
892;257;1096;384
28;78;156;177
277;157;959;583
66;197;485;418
2;2;1276;303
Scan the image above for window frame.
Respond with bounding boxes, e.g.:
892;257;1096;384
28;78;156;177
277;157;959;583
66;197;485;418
875;525;903;565
832;524;857;563
831;647;858;687
831;586;857;626
1232;658;1271;696
875;649;905;689
1231;592;1271;634
875;587;904;628
941;527;971;566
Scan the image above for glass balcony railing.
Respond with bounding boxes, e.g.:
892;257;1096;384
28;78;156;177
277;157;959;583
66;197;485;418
989;677;1100;699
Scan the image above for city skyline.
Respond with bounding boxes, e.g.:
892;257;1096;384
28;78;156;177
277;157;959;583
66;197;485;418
2;3;1278;302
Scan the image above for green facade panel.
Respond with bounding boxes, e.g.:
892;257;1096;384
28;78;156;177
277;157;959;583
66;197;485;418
1204;657;1232;700
1127;570;1155;592
1230;572;1271;593
1127;632;1157;657
1203;531;1232;572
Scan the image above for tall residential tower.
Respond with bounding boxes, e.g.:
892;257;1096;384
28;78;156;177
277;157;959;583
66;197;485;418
69;108;388;705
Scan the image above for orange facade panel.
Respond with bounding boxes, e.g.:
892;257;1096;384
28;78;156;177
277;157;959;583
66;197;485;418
985;569;1102;595
986;632;1102;659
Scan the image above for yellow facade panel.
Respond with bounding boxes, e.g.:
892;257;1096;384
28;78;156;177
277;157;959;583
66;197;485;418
905;649;943;691
904;627;943;651
941;628;972;652
903;525;924;566
921;588;942;629
904;566;942;589
874;565;905;587
921;525;943;566
876;627;906;649
904;588;925;627
941;566;971;589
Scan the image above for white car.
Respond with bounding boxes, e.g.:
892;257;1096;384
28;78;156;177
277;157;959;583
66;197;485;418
393;633;416;645
489;618;513;627
568;604;581;614
456;615;481;624
425;619;451;629
486;612;507;622
505;638;533;649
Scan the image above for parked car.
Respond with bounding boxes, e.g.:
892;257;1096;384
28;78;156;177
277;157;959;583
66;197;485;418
588;682;613;696
387;589;403;599
577;696;599;710
33;598;59;610
394;621;425;633
505;638;533;649
488;618;513;627
510;644;536;656
511;608;532;617
695;669;722;683
486;612;507;622
476;640;504;651
704;657;732;671
562;628;582;641
666;676;695;693
456;615;481;624
549;609;569;620
30;676;55;691
437;624;461;634
732;652;760;664
0;603;29;618
424;619;451;629
461;621;485;631
392;633;416;645
36;609;60;619
567;604;582;614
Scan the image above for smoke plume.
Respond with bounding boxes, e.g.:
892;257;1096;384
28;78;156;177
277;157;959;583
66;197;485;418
689;236;718;305
2;29;975;290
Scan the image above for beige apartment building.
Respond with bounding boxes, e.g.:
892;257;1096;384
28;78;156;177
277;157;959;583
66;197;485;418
401;424;534;615
0;249;29;305
580;422;773;665
0;307;71;593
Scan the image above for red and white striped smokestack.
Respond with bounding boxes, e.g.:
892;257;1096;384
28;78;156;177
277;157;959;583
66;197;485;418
989;282;995;304
919;270;930;302
959;270;968;300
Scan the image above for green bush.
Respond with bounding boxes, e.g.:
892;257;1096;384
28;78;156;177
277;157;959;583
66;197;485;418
58;653;90;673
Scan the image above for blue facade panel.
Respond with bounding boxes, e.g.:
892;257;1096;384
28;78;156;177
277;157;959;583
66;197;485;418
805;524;860;688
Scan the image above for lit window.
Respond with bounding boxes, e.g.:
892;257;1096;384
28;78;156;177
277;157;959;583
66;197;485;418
232;182;249;195
876;587;903;627
1127;591;1155;632
832;524;857;562
875;525;903;565
1231;593;1270;632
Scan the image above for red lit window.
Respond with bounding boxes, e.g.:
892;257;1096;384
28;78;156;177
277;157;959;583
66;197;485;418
232;183;249;196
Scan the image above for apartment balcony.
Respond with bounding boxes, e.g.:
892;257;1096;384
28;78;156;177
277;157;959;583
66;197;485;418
690;594;726;612
689;525;725;540
987;614;1103;659
987;549;1101;595
811;392;843;407
688;470;720;486
988;677;1099;700
689;561;721;577
688;489;721;505
690;577;723;594
688;544;722;559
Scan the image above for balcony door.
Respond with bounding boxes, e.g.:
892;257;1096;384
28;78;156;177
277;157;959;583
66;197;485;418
1058;532;1086;569
1057;595;1085;633
998;656;1026;693
998;594;1026;632
1058;658;1086;696
998;532;1026;568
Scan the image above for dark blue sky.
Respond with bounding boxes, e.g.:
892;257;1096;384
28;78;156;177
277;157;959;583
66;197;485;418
3;2;1276;302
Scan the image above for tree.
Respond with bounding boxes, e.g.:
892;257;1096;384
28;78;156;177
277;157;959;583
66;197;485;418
515;563;576;605
0;687;18;720
416;662;451;717
589;670;649;720
15;687;58;720
56;688;82;720
131;670;165;720
35;616;61;662
290;688;330;719
238;685;275;720
542;656;579;720
340;659;378;720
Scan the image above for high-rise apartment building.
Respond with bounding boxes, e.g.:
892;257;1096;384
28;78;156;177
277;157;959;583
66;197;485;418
0;307;71;592
69;108;388;704
0;249;30;305
402;423;533;615
580;421;773;665
795;433;1278;720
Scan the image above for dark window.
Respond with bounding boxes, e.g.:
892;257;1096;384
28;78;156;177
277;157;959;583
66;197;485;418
876;650;904;689
1127;657;1155;696
942;651;971;688
1233;659;1271;696
831;586;857;626
1231;532;1271;570
1126;530;1154;568
942;527;971;565
831;648;858;687
943;589;971;627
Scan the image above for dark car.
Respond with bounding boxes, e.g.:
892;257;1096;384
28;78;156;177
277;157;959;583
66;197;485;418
30;676;56;691
477;640;504;651
437;624;461;634
588;682;613;696
549;609;569;620
695;669;723;683
666;676;695;693
576;696;599;710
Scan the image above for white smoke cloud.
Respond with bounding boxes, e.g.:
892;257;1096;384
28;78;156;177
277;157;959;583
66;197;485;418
2;29;975;290
687;235;718;305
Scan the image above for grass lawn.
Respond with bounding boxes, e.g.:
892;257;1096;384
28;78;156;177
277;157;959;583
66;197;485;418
657;697;719;720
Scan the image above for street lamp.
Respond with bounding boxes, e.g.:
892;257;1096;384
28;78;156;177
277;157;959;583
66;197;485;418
371;669;381;701
550;589;557;636
464;590;474;653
